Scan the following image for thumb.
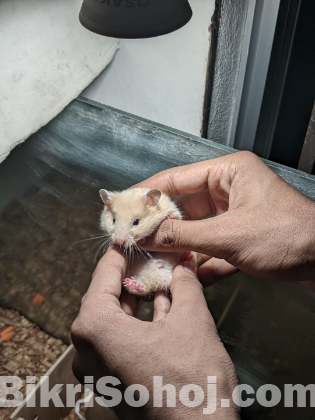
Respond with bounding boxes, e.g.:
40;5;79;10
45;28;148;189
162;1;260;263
142;213;238;260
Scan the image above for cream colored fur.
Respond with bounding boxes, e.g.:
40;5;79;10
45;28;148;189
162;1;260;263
100;188;196;295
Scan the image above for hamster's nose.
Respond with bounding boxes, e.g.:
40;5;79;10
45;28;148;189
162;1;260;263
116;237;127;246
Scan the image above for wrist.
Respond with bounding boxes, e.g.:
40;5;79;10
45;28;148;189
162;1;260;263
117;368;240;420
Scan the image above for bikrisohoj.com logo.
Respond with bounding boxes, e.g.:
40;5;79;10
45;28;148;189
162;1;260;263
1;375;315;411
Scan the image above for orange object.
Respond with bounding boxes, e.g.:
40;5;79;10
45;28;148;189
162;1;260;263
32;293;45;305
0;326;15;342
1;331;14;342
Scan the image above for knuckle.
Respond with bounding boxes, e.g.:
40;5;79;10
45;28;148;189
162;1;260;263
236;150;262;169
237;150;257;161
71;313;98;349
156;221;180;248
71;317;85;346
159;171;179;196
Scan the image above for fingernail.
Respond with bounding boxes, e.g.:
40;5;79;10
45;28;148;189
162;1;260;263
181;260;197;275
138;238;146;245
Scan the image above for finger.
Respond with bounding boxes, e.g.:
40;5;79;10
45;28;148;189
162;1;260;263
133;155;236;197
196;253;212;266
120;289;139;317
170;261;209;319
198;258;238;287
83;247;127;312
178;190;215;220
142;214;240;262
152;292;171;322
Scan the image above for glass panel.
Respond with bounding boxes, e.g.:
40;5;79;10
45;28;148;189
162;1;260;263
1;100;314;419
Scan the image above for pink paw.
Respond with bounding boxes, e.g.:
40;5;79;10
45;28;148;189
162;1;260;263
123;277;145;293
181;251;193;262
157;262;164;269
166;214;177;220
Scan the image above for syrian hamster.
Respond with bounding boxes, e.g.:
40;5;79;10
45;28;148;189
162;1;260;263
99;187;196;296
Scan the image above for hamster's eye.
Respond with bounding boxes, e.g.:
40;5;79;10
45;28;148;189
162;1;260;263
133;219;140;226
113;217;116;224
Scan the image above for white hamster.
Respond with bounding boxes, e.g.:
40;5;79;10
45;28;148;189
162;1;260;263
99;188;196;296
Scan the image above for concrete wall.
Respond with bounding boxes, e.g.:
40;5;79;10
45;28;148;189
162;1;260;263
207;0;250;146
83;0;215;136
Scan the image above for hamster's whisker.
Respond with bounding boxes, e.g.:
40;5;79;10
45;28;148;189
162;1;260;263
127;245;131;266
74;234;108;245
129;245;133;266
131;240;139;258
133;243;143;259
133;242;142;259
95;241;106;262
133;241;152;260
93;237;113;262
134;244;138;259
122;245;127;260
137;243;152;259
104;239;112;249
133;243;141;259
132;245;137;265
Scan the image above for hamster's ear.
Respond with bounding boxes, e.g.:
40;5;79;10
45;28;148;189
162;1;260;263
99;189;112;207
144;189;162;207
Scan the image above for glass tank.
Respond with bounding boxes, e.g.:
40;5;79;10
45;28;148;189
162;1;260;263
0;97;314;420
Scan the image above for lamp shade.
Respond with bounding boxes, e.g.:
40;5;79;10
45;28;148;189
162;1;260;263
79;0;193;39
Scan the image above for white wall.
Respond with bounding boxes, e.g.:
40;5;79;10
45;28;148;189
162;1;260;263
83;0;215;136
0;0;119;163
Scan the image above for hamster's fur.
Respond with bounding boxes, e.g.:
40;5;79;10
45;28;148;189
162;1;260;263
99;188;196;296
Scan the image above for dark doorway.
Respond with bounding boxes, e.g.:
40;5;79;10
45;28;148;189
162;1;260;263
253;0;315;172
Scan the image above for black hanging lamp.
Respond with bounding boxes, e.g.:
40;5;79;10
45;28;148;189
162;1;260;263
79;0;193;39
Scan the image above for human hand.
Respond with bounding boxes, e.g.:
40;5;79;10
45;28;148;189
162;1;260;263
134;151;315;284
71;248;239;420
